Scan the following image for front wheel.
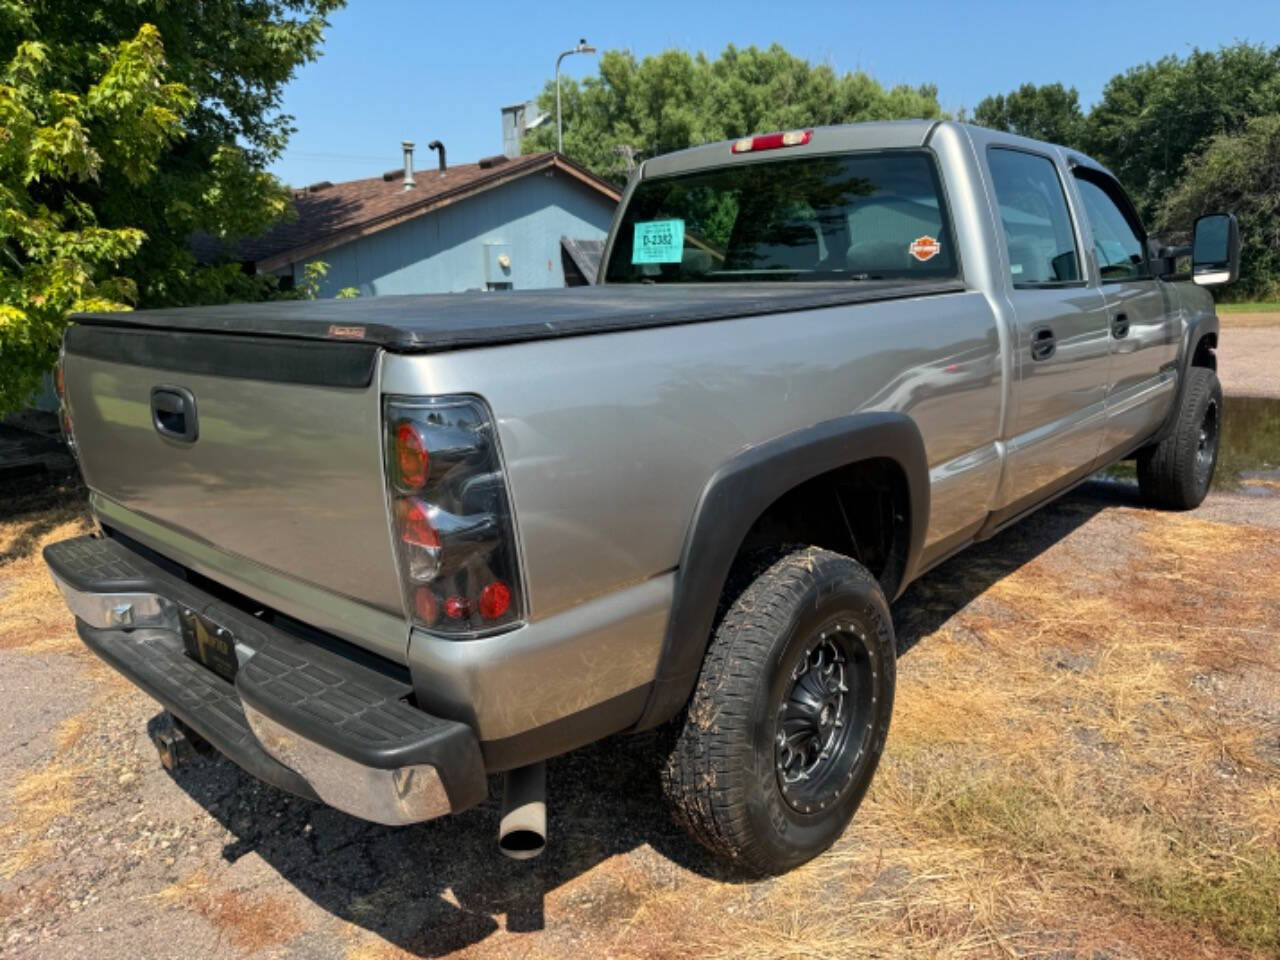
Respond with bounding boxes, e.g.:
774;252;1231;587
1137;367;1223;510
661;547;896;876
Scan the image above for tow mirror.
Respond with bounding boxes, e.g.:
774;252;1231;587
1191;213;1240;287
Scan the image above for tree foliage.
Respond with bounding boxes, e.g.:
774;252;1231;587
1086;43;1280;217
523;44;943;181
0;12;190;411
0;0;341;413
971;82;1087;148
1157;114;1280;300
971;44;1280;296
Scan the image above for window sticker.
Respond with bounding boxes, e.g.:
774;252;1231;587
632;219;685;264
908;235;941;262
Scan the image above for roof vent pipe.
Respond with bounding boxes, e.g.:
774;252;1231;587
401;140;415;190
428;140;446;175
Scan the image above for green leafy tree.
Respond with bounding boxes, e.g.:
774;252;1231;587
0;14;191;412
972;82;1087;148
1086;43;1280;216
0;0;342;413
524;44;943;181
1157;114;1280;300
291;259;359;300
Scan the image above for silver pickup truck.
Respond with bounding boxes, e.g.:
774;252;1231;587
45;120;1240;875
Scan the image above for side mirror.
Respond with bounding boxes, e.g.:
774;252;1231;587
1192;212;1240;287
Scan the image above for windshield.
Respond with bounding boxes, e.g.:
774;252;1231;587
604;150;958;284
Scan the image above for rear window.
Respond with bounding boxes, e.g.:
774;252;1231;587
604;150;958;284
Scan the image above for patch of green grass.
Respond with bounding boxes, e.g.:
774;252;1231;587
906;771;1280;955
1217;301;1280;313
1095;461;1136;484
1132;850;1280;956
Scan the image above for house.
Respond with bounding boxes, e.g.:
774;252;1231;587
222;145;620;298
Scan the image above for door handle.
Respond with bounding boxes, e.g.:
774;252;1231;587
1030;327;1056;361
1111;312;1130;339
150;385;199;443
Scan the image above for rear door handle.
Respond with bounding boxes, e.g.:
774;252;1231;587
1030;327;1056;361
150;386;199;443
1111;312;1130;339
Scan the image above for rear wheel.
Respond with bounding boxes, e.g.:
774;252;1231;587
1137;367;1222;510
661;547;896;875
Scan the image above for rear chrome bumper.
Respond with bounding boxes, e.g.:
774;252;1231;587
46;535;487;826
50;569;178;630
241;705;452;826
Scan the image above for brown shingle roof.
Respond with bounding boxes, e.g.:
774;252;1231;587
213;152;620;273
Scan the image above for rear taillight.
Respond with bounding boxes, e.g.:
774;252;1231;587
56;344;76;458
383;396;524;637
394;420;430;489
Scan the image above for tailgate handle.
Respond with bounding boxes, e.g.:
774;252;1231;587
150;386;198;443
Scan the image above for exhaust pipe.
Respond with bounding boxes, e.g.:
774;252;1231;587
498;762;545;859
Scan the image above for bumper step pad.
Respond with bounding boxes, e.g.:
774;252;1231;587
78;620;319;800
45;535;487;821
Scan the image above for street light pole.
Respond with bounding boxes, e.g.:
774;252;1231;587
556;38;596;154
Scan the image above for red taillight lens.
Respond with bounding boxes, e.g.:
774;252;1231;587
55;360;65;400
478;581;511;620
384;396;524;637
413;586;440;625
395;420;429;489
397;498;441;581
398;498;440;548
443;595;472;620
731;129;812;154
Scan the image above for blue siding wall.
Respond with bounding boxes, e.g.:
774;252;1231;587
295;171;615;297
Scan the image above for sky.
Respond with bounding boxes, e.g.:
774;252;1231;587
268;0;1278;187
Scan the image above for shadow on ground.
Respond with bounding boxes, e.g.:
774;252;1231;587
160;479;1140;956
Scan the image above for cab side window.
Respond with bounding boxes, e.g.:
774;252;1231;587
1073;175;1149;280
987;148;1080;286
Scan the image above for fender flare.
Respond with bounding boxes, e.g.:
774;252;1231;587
1150;307;1220;448
631;411;930;731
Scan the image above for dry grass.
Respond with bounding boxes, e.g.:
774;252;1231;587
0;760;90;878
0;483;90;654
0;704;126;879
861;508;1280;956
156;868;305;953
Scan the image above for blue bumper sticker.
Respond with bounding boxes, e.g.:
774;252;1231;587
632;219;685;264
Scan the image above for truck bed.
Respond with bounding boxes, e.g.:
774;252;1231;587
72;280;965;352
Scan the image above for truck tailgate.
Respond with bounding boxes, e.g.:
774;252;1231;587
62;325;408;662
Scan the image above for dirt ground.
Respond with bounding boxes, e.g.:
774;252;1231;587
1218;312;1280;398
3;368;1279;957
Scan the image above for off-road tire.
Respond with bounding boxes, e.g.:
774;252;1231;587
1137;367;1223;510
661;546;896;876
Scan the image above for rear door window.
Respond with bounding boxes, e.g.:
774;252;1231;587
604;150;958;283
987;148;1080;286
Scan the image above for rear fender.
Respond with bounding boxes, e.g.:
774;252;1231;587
631;411;929;731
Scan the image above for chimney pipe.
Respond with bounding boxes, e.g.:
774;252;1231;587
401;140;415;190
428;140;446;175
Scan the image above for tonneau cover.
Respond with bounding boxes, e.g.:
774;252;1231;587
72;280;965;353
